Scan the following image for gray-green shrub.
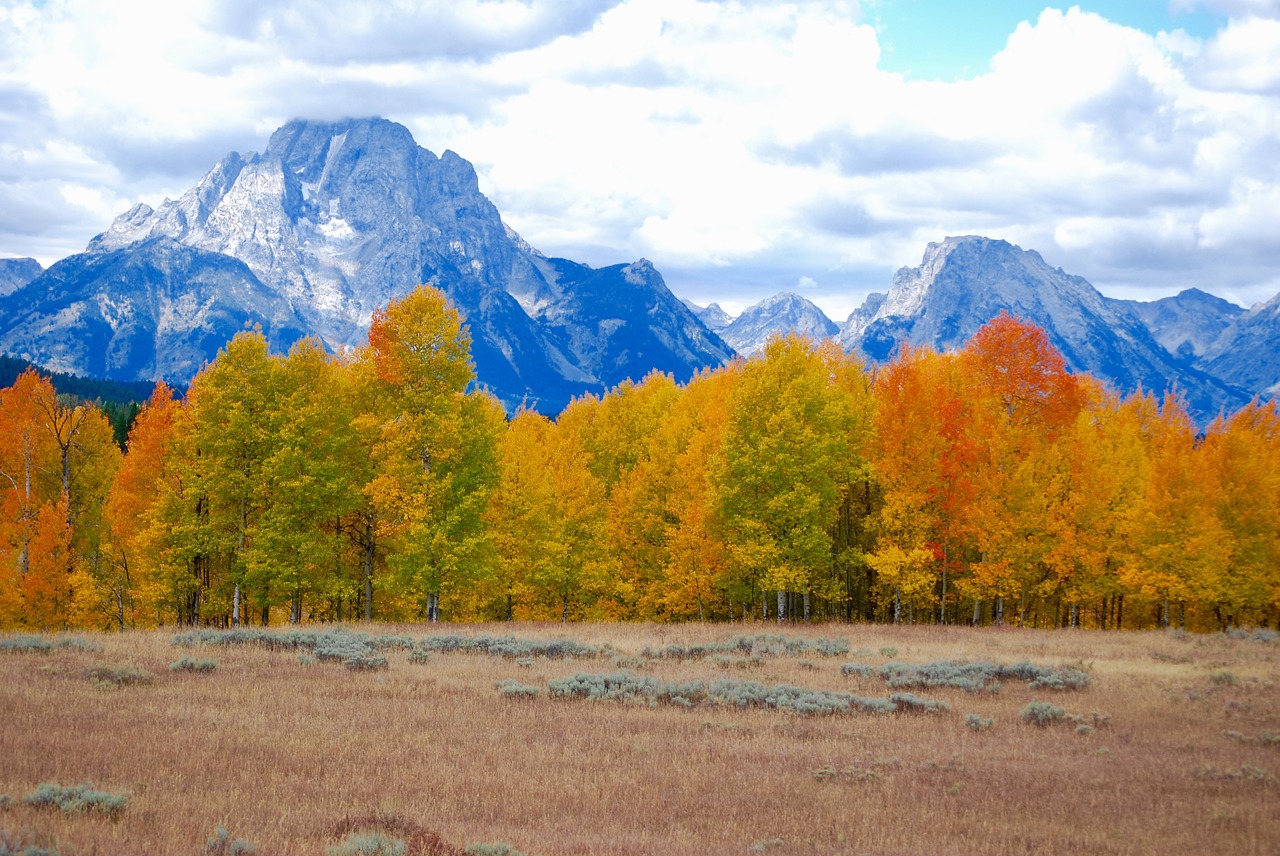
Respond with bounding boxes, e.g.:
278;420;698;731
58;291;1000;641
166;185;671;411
24;783;127;819
206;825;255;855
1020;701;1066;727
547;671;919;716
965;714;994;731
86;665;153;688
889;692;950;714
495;679;540;699
0;828;59;856
328;832;407;856
0;635;52;654
868;659;1089;693
170;657;218;673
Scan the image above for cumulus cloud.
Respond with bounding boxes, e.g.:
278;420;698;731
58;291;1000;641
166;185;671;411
0;0;1278;313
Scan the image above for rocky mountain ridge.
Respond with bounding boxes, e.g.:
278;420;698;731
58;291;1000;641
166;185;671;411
0;118;732;412
692;236;1273;423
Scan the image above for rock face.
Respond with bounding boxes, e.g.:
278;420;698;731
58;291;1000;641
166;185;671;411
0;258;42;298
713;292;838;356
1199;292;1280;402
837;236;1253;422
2;117;732;412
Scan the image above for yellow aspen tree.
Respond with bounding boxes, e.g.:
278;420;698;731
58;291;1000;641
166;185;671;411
1201;399;1280;627
484;409;557;620
645;366;737;621
361;285;501;622
713;335;852;623
1121;394;1230;629
183;329;282;625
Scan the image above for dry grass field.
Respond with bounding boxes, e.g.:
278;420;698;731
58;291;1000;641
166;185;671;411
1;622;1278;855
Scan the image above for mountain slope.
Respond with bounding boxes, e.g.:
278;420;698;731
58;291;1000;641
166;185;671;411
1113;288;1245;362
1199;292;1280;402
0;238;307;382
838;236;1252;422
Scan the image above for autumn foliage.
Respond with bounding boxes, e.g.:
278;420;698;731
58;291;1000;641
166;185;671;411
1;296;1276;631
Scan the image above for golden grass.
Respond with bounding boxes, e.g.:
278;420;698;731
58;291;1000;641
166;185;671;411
1;623;1277;855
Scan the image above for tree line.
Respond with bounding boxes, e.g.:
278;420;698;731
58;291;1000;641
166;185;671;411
2;285;1277;632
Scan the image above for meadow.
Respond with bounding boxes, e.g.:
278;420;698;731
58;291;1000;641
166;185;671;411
1;622;1277;855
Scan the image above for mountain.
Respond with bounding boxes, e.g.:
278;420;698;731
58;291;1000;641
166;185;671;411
714;292;838;356
0;257;42;297
837;236;1253;422
681;299;733;333
1;117;731;413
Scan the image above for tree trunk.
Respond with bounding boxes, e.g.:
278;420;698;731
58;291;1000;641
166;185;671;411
362;521;375;622
939;539;949;625
427;592;440;623
972;599;982;626
893;587;902;625
776;590;786;624
995;596;1004;626
232;583;241;627
803;591;810;624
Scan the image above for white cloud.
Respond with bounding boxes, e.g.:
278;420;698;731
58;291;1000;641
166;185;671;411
0;0;1278;316
1193;16;1280;91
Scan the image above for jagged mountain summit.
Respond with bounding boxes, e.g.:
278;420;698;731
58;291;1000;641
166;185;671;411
837;236;1254;422
681;299;733;333
0;117;732;412
697;292;838;357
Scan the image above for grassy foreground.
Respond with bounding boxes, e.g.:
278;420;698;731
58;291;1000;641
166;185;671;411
1;623;1277;855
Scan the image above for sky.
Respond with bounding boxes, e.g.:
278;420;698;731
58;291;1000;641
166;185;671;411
2;1;1279;322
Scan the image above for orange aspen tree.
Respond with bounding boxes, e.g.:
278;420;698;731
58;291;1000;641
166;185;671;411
0;372;60;626
103;383;184;628
958;313;1085;626
870;345;978;624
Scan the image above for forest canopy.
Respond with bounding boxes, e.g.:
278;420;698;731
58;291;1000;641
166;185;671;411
2;286;1277;633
